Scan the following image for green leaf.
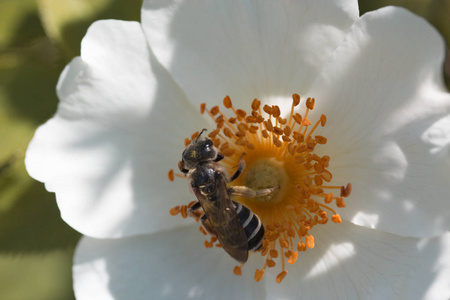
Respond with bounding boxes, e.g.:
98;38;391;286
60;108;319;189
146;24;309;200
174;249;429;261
0;1;141;298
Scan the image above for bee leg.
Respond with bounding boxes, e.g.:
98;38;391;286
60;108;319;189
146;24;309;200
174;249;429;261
189;202;216;236
188;201;202;218
178;161;189;174
213;152;225;162
201;215;217;237
228;186;280;198
228;153;246;182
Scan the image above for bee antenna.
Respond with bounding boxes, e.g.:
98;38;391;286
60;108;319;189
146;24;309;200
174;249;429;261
196;128;207;143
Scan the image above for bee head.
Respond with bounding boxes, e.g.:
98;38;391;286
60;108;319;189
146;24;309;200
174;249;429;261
182;129;219;169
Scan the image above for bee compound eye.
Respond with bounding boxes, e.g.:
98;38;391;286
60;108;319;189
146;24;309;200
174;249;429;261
205;139;213;147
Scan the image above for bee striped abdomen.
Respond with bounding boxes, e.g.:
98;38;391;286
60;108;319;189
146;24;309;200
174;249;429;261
234;202;265;251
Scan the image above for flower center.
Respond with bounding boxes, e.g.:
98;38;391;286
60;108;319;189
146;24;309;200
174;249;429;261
242;158;286;203
169;94;351;284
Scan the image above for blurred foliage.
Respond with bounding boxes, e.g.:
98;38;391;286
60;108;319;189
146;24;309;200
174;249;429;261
0;0;141;299
38;0;143;60
0;0;447;299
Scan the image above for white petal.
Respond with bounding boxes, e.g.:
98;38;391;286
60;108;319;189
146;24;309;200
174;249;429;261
141;0;359;109
265;222;450;300
307;7;450;237
73;225;266;300
74;223;450;299
26;20;207;238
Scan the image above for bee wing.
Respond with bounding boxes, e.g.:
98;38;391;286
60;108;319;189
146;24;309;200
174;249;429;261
194;176;249;263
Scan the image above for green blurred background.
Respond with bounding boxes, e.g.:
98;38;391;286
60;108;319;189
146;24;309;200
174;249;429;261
0;0;448;299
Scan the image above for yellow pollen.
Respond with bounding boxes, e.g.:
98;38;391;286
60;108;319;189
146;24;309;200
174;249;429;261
169;94;351;284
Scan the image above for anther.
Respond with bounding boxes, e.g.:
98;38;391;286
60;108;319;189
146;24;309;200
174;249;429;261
341;183;352;197
315;135;327;144
223;95;232;108
263;105;273;115
321;170;332;182
297;243;306;252
293;113;302;124
255;269;265;282
168;169;174;181
270;249;279;258
306;97;315;110
200;103;206;114
180;205;188;218
266;259;276;268
306;235;315;249
288;252;298;264
324;192;333;204
276;271;288;284
292;94;300;106
273;137;282;148
251;99;261;110
169;206;181;216
233;265;242;276
273;127;284;135
320;114;327;126
210;106;220;115
264;120;274;132
336;197;346;208
301;119;311;126
332;214;342;223
272;106;281;118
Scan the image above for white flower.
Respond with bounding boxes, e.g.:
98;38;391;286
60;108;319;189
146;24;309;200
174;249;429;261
26;0;450;299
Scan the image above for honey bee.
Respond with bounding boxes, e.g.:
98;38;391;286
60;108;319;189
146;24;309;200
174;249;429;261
179;129;278;263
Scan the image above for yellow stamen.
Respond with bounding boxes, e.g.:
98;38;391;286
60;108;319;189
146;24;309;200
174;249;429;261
169;94;351;283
